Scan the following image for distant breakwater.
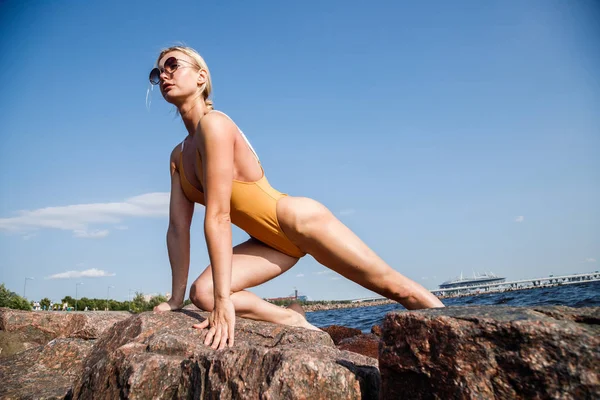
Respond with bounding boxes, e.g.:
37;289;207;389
304;280;599;312
304;299;395;312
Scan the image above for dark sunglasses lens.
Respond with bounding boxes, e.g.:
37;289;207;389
164;57;178;73
149;68;160;85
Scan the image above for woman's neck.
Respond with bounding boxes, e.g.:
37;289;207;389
179;99;209;137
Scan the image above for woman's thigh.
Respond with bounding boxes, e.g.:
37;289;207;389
194;237;299;292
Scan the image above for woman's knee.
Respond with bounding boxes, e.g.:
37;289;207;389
189;277;214;311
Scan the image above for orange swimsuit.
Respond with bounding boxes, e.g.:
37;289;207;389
176;111;305;259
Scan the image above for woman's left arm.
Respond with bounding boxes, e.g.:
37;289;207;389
194;113;236;349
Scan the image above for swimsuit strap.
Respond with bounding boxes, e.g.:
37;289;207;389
209;110;260;163
178;110;260;163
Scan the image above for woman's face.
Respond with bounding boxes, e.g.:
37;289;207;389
156;51;204;104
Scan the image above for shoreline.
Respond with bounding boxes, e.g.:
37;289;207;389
303;280;598;312
304;299;395;313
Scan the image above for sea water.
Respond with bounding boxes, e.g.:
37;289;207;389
305;280;600;332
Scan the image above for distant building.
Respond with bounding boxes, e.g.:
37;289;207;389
266;289;308;302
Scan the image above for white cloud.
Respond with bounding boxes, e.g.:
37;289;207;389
115;225;129;230
73;229;110;238
421;277;428;280
315;270;333;275
331;277;341;280
339;209;356;216
46;268;116;280
585;258;596;263
22;233;37;240
515;216;525;223
296;274;304;277
0;192;169;238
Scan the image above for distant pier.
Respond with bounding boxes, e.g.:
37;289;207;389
431;271;600;298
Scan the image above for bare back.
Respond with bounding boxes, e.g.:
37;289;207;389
177;111;262;195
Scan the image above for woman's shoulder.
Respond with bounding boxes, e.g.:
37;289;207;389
199;110;237;133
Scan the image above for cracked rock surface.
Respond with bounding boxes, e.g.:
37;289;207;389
379;305;600;400
70;309;380;399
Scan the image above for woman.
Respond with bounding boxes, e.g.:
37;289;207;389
151;46;444;350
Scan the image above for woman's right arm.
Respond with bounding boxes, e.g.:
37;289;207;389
154;146;195;311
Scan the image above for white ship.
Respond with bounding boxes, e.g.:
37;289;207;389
439;272;506;289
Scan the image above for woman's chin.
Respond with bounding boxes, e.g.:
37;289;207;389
162;92;180;105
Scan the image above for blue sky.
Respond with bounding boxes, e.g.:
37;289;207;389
1;0;598;303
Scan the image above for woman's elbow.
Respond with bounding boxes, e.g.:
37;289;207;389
205;212;231;226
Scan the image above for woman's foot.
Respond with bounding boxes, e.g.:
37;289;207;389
285;303;321;331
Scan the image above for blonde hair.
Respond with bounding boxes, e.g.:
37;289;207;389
156;46;213;110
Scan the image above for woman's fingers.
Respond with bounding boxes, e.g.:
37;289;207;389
211;325;223;349
228;322;235;348
192;318;209;330
153;302;171;312
192;309;235;349
217;325;229;350
204;326;216;346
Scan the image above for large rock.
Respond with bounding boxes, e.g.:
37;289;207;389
379;305;600;400
322;325;380;359
0;338;93;399
322;325;362;345
0;308;130;357
338;334;380;360
70;309;380;399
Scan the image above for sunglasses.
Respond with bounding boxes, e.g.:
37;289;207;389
149;57;197;85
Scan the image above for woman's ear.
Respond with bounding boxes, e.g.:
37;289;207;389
197;69;207;86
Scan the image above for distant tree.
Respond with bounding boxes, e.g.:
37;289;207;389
40;298;51;310
107;299;121;311
62;296;75;308
78;297;92;311
0;284;32;311
131;292;147;313
148;295;168;310
115;300;130;311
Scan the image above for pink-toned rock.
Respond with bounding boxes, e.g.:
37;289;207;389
371;324;382;337
321;324;362;345
0;338;93;399
379;305;600;400
338;333;380;360
0;330;38;358
0;307;130;355
70;309;380;399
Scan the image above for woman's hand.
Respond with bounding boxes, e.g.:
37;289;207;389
153;300;183;312
193;297;235;349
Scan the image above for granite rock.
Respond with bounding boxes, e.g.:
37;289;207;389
70;310;380;399
0;338;93;399
379;305;600;400
321;325;362;345
338;333;380;360
0;308;130;357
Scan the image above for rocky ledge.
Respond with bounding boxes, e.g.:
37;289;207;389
69;309;379;399
380;305;599;399
0;305;598;399
0;309;131;399
0;308;130;358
